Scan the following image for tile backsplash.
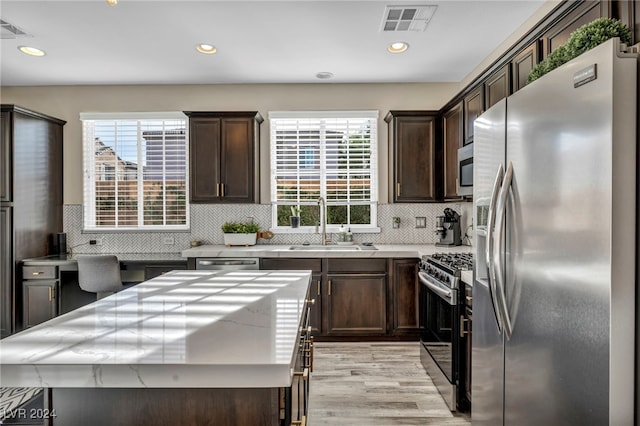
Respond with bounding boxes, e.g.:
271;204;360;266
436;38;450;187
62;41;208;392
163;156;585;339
64;202;473;254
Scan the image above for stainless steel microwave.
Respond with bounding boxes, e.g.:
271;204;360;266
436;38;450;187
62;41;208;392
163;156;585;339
457;143;473;197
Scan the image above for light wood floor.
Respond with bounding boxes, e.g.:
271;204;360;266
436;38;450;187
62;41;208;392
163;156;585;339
308;342;471;426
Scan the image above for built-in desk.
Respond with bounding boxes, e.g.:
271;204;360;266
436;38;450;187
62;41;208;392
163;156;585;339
20;253;187;330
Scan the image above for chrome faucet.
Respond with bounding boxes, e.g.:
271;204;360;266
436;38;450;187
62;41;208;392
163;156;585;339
317;197;330;245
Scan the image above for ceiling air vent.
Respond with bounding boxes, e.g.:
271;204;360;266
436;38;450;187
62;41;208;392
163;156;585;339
381;5;437;32
1;19;28;39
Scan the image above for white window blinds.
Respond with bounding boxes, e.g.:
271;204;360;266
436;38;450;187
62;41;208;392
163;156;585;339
81;112;189;231
269;111;378;228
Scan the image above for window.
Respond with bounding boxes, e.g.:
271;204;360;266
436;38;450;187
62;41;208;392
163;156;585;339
81;112;189;231
269;111;378;230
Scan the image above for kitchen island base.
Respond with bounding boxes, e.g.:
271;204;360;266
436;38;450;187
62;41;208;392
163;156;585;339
50;387;287;426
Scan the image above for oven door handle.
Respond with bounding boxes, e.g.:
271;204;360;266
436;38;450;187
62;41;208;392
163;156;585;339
418;272;455;305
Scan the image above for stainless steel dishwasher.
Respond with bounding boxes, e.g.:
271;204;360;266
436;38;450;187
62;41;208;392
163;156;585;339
194;258;260;270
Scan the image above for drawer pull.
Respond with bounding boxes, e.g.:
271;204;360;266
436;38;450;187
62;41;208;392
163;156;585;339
291;416;307;426
291;416;306;426
293;367;309;380
32;271;44;276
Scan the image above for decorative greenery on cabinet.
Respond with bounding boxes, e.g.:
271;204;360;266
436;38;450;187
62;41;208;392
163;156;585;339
528;18;632;83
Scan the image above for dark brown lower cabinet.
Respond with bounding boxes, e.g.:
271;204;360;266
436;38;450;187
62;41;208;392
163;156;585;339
260;257;425;339
51;388;280;426
23;280;57;328
325;273;387;336
261;258;323;335
391;259;419;336
308;274;322;335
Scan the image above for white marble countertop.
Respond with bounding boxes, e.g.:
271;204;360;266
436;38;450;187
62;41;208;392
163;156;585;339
0;270;312;389
182;243;472;259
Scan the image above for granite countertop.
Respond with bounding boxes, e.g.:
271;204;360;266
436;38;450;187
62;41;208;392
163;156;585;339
181;243;472;259
0;270;312;389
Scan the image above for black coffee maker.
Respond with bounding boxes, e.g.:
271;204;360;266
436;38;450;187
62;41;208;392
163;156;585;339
435;208;462;246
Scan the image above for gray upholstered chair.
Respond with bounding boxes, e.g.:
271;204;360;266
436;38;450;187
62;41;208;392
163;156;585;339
76;255;123;299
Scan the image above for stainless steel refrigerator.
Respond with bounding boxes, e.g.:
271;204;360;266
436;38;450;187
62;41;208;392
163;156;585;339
472;38;637;425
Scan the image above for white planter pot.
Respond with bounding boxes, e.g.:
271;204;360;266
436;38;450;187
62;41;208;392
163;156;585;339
223;233;257;247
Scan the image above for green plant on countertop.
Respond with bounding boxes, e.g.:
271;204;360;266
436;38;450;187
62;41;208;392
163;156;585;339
528;18;632;83
290;206;301;216
221;221;260;234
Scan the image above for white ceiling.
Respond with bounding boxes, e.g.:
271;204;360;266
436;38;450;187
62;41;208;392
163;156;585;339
0;0;547;86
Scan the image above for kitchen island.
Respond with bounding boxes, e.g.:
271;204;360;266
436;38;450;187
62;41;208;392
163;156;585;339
0;270;313;425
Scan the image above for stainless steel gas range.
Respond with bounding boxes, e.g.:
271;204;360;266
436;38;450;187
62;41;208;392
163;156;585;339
418;252;472;412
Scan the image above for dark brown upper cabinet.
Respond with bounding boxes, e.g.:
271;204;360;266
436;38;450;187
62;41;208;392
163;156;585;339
541;1;604;58
385;111;438;203
512;40;540;92
185;111;263;203
484;63;511;110
463;86;484;146
442;102;463;200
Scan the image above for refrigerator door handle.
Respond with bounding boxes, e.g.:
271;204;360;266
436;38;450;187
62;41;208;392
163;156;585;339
494;161;514;340
486;164;505;333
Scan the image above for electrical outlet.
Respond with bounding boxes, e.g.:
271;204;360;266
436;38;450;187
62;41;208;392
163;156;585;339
163;237;175;245
415;217;426;228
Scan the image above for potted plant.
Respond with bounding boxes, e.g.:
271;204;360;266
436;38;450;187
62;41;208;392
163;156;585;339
221;221;261;246
290;206;301;228
528;18;632;83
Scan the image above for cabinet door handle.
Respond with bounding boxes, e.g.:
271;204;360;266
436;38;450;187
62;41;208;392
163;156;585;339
460;315;470;337
292;416;307;426
221;183;225;197
328;280;332;296
316;280;320;296
48;287;53;302
397;182;401;197
293;367;309;380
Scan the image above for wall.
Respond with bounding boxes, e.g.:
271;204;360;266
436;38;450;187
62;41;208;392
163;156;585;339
459;0;561;89
63;202;473;254
0;83;457;204
1;83;475;253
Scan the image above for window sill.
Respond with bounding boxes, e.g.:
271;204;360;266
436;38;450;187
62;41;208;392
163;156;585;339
82;228;191;233
271;226;381;234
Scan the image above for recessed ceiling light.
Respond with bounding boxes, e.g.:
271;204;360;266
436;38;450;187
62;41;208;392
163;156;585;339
18;46;45;57
316;72;334;79
106;0;118;5
196;44;217;55
388;42;409;53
